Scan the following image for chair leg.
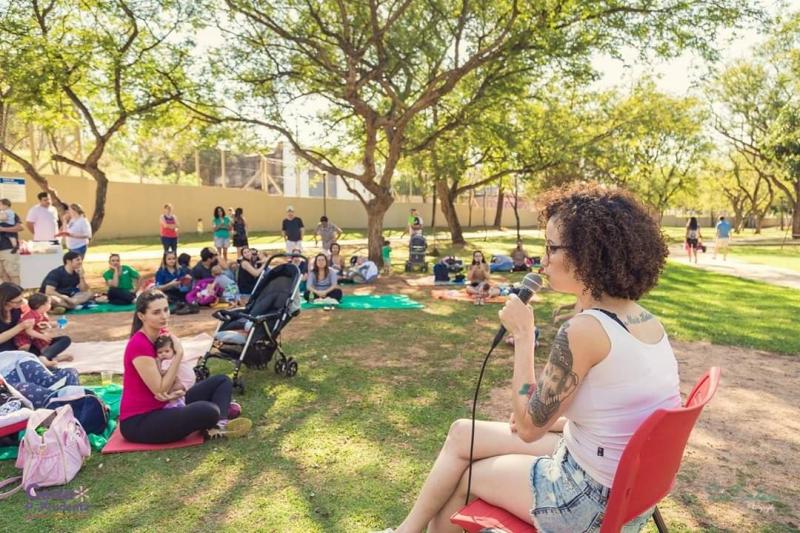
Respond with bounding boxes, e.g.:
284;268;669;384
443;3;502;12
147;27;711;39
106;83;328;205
652;506;668;533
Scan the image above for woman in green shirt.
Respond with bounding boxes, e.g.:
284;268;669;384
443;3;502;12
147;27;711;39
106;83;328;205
103;253;141;305
212;206;233;261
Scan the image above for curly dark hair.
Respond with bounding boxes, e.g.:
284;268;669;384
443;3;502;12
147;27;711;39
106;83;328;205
539;183;668;300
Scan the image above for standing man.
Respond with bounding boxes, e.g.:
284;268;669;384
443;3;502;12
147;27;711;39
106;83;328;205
405;208;423;237
314;215;342;253
281;206;304;252
0;212;21;284
714;215;732;261
25;192;59;242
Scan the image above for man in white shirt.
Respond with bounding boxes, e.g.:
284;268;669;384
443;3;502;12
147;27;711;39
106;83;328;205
25;192;59;241
347;256;379;283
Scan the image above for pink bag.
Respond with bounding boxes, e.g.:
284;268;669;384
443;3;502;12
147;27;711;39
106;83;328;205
0;405;90;499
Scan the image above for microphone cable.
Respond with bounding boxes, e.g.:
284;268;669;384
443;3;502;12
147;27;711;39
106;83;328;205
465;340;499;504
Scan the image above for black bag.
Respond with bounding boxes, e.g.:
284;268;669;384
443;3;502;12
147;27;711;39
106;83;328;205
45;387;109;435
433;263;450;282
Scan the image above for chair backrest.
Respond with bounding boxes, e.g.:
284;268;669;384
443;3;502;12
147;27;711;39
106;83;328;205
600;367;721;532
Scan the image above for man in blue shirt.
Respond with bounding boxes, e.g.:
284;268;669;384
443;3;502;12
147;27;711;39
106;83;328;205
714;216;732;261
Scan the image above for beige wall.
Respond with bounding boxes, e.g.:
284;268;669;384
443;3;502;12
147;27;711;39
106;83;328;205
5;173;540;239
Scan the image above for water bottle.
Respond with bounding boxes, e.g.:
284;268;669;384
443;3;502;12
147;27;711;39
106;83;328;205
57;317;68;329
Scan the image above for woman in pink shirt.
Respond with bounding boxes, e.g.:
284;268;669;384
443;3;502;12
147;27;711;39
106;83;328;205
119;290;251;443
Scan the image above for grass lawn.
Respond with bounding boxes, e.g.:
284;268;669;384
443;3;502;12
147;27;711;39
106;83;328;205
724;245;800;272
3;232;799;531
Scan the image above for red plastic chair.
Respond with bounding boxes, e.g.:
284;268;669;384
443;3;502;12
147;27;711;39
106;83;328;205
451;367;721;533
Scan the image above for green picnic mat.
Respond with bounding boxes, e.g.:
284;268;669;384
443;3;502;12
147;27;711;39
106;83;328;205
0;384;121;460
302;294;423;310
67;303;136;315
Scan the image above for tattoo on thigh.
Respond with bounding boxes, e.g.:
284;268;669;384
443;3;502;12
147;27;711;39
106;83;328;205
528;322;579;427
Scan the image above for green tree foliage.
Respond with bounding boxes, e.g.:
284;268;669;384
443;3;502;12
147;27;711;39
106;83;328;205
202;0;751;262
0;0;197;233
712;11;800;237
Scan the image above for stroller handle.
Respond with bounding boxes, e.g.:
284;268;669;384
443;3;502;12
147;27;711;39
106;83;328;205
265;252;310;268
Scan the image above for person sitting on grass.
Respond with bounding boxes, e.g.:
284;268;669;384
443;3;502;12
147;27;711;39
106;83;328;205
466;250;495;305
237;248;267;299
155;251;193;306
328;242;346;275
103;253;141;306
191;247;220;280
346;255;379;284
511;240;530;272
39;251;97;311
305;253;343;302
13;293;73;366
119;290;251;443
210;264;240;306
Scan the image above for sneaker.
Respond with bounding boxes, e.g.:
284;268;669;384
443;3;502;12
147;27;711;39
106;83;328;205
208;417;252;439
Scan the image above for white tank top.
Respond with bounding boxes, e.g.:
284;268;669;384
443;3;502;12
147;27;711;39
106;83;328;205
562;309;681;488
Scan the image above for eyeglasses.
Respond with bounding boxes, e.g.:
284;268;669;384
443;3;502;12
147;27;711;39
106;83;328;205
545;243;571;257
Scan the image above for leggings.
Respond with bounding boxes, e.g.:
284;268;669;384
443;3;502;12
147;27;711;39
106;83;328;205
30;335;72;360
119;374;232;444
4;361;80;408
108;287;136;305
161;287;186;304
304;288;343;301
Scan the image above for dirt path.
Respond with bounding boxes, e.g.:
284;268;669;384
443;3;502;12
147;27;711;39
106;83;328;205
668;245;800;290
483;340;800;531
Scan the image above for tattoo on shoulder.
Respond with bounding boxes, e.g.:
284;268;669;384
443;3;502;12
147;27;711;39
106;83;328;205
518;383;535;397
625;310;654;325
527;322;579;427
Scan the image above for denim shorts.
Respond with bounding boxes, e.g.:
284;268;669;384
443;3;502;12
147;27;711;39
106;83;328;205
529;440;652;533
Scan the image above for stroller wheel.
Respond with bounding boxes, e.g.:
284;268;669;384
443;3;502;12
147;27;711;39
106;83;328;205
275;359;287;375
233;377;245;394
285;360;298;377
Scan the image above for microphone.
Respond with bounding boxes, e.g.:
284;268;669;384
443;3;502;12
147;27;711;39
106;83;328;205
490;273;543;350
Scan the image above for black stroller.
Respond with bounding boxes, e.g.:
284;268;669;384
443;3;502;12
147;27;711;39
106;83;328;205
194;254;304;393
405;233;429;272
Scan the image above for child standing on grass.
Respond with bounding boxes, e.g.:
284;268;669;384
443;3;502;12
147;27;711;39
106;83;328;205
381;239;392;276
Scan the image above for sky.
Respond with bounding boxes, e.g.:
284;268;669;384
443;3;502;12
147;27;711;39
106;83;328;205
591;0;798;96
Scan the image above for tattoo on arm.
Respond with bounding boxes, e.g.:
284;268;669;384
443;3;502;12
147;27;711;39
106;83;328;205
518;383;535;397
528;322;579;427
625;310;654;325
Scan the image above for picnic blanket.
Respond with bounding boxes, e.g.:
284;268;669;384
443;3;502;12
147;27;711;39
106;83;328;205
67;302;136;315
65;333;213;374
0;383;121;461
404;276;466;287
302;294;423;310
431;289;508;304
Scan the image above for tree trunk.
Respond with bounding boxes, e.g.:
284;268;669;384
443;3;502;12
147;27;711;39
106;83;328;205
793;203;800;239
436;180;465;246
0;147;69;212
493;187;504;228
85;166;109;234
365;192;393;266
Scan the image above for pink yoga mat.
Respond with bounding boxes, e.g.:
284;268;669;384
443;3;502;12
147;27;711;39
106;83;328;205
102;427;204;454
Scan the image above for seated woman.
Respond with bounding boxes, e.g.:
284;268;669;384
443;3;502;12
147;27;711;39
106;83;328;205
119;290;252;443
465;250;495;304
381;185;677;533
237;248;267;299
328;242;346;275
305;254;343;302
510;240;530;272
103;253;141;305
0;283;72;364
155;251;193;306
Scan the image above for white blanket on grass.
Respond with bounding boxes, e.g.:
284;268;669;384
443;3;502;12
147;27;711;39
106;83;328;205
64;333;213;375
